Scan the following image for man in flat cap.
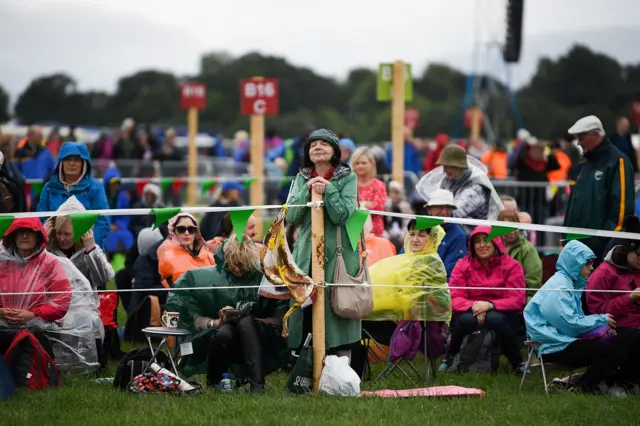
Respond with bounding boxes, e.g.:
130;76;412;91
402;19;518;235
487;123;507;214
564;115;635;259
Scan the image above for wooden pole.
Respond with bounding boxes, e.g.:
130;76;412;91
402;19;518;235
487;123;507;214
311;191;325;393
470;106;482;141
391;60;406;184
187;107;198;206
250;77;265;237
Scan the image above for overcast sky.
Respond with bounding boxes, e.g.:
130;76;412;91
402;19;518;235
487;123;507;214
2;0;640;101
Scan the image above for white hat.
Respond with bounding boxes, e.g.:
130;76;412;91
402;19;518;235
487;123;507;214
426;189;456;208
517;128;530;140
568;115;604;135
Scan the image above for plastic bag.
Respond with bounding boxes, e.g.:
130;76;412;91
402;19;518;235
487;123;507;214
318;355;361;397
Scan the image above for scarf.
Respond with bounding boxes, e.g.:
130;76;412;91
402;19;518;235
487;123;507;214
310;166;335;180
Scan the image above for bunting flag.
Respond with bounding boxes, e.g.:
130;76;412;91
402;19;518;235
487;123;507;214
159;177;174;192
414;216;444;231
345;209;369;251
0;216;15;239
31;181;44;196
200;178;218;196
136;180;150;197
172;178;185;196
486;225;518;242
152;207;181;230
70;213;100;243
229;209;255;243
565;233;590;241
243;177;258;190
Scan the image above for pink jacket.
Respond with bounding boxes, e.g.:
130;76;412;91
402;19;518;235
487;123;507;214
449;226;526;313
586;249;640;328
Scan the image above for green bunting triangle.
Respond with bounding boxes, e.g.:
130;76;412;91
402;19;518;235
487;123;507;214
414;216;444;231
70;213;100;243
487;225;518;242
159;177;174;192
201;178;218;196
32;181;44;196
345;209;369;250
243;177;258;189
229;209;255;243
565;233;590;241
0;216;15;238
152;207;181;230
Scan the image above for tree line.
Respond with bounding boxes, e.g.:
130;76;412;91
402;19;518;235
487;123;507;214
1;45;639;142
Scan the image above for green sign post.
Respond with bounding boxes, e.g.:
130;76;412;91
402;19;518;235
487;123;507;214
377;63;413;102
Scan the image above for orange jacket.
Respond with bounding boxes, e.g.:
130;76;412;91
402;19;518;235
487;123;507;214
481;151;508;179
547;150;571;182
157;240;215;284
362;234;397;266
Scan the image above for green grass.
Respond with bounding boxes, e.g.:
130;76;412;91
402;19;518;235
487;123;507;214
1;356;637;426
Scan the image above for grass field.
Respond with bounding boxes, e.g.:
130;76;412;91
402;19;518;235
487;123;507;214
1;356;637;426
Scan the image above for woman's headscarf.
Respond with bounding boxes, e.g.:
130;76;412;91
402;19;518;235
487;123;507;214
167;213;206;255
366;226;451;322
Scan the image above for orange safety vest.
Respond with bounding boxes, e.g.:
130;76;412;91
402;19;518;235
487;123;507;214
481;151;508;179
547;150;571;182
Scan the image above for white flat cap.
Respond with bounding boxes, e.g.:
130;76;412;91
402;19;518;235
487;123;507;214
568;115;604;135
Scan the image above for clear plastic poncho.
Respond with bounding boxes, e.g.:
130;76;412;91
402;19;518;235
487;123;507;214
365;226;452;322
415;155;503;221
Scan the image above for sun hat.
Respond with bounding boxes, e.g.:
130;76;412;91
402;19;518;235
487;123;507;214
426;189;456;209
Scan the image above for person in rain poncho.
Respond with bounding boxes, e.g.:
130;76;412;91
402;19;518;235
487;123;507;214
367;219;451;322
165;235;288;393
525;240;639;395
416;144;502;234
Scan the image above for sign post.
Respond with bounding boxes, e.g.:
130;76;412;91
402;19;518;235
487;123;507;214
377;62;413;184
240;77;279;236
179;82;206;206
310;191;325;393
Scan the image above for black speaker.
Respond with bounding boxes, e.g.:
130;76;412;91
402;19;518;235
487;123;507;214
503;0;524;63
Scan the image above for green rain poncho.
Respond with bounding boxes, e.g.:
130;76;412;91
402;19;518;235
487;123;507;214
366;226;452;322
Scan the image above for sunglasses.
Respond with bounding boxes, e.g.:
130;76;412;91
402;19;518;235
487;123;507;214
175;225;198;235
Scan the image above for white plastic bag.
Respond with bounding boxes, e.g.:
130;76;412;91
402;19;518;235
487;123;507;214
318;355;361;397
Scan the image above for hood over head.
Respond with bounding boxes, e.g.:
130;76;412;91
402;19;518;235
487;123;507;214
56;142;91;174
142;183;162;204
103;167;121;187
302;128;341;168
557;240;595;287
468;225;505;256
2;217;49;252
403;225;446;256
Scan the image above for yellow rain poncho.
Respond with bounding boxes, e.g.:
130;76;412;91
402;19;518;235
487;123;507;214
366;226;451;322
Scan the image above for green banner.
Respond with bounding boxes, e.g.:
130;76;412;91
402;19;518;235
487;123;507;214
345;209;369;251
0;216;15;238
31;181;44;196
376;63;413;102
565;233;590;241
201;178;218;196
487;225;518;242
152;207;181;230
70;213;100;243
159;177;174;192
414;217;444;231
243;177;258;190
229;209;255;243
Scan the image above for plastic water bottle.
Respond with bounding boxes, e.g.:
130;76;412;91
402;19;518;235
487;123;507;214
220;373;233;392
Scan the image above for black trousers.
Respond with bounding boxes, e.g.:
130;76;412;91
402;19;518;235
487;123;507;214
207;316;265;390
446;311;523;368
543;327;640;392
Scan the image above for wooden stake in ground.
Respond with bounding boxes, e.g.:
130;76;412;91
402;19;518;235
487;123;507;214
250;77;265;237
391;60;406;185
187;107;198;206
311;191;326;393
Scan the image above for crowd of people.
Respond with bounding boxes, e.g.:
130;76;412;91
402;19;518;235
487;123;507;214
1;113;640;397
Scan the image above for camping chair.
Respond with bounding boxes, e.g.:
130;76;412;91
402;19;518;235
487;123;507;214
363;321;438;386
519;341;575;394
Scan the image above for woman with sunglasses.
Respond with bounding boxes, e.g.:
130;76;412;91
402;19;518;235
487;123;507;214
158;213;215;286
442;225;527;374
525;240;629;395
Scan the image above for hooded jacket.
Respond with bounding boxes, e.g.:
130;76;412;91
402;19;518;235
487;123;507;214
37;143;111;248
449;226;526;313
507;234;543;289
586;246;640;329
13;140;56;180
524;241;608;355
103;167;130;230
0;218;71;321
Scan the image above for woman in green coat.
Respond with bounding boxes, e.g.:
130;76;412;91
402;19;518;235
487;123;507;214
165;235;288;393
499;210;543;289
284;128;362;356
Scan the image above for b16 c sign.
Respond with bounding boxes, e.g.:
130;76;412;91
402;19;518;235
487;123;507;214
179;82;206;110
240;79;279;115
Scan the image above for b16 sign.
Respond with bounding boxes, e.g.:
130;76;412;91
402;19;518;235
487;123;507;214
179;82;206;110
240;79;279;116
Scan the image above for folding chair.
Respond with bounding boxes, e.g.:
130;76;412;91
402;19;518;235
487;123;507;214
519;341;575;394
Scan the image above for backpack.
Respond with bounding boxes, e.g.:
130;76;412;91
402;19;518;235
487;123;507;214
113;348;170;391
451;329;501;374
389;321;422;362
4;329;60;390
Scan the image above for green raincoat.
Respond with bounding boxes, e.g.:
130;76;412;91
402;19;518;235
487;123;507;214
165;242;289;375
285;163;362;349
508;235;543;289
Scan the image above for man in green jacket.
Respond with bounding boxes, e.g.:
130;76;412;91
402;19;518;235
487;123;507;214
564;115;635;259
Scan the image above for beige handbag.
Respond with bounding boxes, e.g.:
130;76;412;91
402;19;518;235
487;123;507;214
331;228;374;319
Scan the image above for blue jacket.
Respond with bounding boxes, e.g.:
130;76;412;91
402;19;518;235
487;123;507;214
385;141;422;175
37;142;111;247
609;132;637;172
438;223;468;278
523;240;608;355
12;143;55;180
103;168;130;230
